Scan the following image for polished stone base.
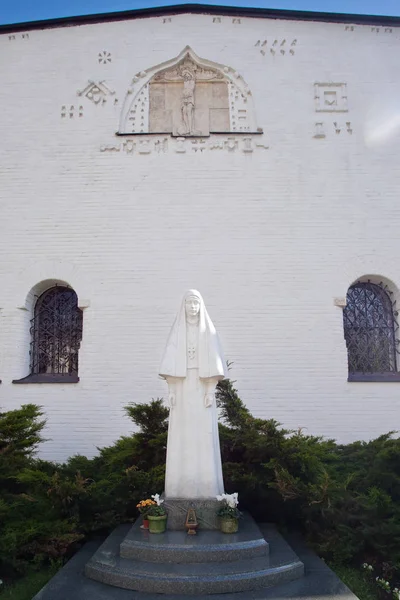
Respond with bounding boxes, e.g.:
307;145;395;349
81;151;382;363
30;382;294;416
32;524;359;600
163;497;221;530
85;515;302;594
121;512;269;563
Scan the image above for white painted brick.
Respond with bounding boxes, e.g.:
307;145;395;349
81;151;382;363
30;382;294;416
1;12;400;461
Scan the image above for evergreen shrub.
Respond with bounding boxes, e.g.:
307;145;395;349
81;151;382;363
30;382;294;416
1;383;399;590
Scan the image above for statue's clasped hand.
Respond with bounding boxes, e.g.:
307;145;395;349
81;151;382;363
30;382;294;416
204;392;215;408
168;392;176;408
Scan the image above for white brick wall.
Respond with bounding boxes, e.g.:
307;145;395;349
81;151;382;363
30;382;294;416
1;11;400;461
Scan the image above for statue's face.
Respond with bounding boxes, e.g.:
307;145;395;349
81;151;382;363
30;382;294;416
185;297;200;319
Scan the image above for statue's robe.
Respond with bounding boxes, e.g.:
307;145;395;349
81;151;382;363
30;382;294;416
159;290;226;498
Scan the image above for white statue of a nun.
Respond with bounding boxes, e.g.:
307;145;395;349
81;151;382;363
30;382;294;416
159;290;226;498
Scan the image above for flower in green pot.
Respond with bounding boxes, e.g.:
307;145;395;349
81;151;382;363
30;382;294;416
147;493;168;534
216;492;241;534
136;498;156;529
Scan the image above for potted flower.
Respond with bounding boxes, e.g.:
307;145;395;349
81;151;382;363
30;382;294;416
136;498;156;530
216;493;241;534
147;494;167;534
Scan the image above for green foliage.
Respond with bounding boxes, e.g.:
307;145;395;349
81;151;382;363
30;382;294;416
217;378;400;585
0;400;167;581
216;504;241;519
147;504;167;517
2;381;400;593
0;404;46;483
0;562;61;600
328;563;379;600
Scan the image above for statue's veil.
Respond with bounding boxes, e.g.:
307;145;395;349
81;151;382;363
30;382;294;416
159;289;226;379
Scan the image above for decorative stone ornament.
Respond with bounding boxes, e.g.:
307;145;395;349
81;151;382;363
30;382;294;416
77;80;115;105
314;83;348;112
119;46;260;136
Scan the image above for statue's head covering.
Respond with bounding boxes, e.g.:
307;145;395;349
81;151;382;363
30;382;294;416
159;289;227;380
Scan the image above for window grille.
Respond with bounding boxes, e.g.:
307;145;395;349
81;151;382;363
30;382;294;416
30;287;83;376
343;282;399;375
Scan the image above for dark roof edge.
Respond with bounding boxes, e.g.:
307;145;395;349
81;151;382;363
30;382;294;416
1;2;400;33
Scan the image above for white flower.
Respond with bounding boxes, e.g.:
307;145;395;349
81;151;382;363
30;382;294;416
216;492;239;508
151;493;164;506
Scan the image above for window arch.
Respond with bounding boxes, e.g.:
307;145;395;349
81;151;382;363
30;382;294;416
29;286;83;381
343;281;400;381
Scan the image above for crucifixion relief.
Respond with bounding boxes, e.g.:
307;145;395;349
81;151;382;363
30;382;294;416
119;47;259;137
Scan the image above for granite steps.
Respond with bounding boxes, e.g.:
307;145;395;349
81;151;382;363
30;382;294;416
32;524;359;600
85;517;304;594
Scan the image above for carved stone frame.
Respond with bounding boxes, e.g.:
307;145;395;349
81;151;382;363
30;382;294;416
118;46;260;136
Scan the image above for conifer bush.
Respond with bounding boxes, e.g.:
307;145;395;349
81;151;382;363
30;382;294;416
216;378;400;586
1;385;399;591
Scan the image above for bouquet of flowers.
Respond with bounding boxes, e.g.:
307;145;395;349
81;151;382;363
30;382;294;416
216;492;241;520
146;493;167;517
136;498;156;516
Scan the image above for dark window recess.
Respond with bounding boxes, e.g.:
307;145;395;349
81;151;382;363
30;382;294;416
26;286;82;380
343;281;400;379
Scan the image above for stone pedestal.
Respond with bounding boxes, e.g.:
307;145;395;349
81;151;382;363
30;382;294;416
163;497;220;530
84;513;304;595
32;520;360;600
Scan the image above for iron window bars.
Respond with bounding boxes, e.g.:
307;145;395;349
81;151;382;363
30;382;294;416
343;281;400;381
29;286;83;380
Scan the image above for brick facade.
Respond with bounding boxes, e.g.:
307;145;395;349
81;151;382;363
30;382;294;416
1;9;400;460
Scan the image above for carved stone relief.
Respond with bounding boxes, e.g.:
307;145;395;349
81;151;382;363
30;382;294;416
100;135;268;155
119;46;259;137
334;297;347;307
148;56;229;136
98;51;112;64
314;83;348;112
370;26;392;33
8;33;29;40
334;121;353;134
344;25;391;32
77;81;115;105
313;122;326;139
61;105;83;118
229;81;251;132
128;83;149;133
313;121;353;138
255;39;296;55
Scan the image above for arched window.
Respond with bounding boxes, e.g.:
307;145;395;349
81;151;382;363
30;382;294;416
29;286;83;381
343;282;400;381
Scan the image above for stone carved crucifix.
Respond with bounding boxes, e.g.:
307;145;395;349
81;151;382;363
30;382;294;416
179;67;196;135
148;53;229;137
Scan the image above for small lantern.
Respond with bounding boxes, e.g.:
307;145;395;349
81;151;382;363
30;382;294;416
185;508;198;535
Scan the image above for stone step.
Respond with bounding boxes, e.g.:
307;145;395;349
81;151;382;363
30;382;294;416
85;523;304;595
33;526;358;600
120;513;269;563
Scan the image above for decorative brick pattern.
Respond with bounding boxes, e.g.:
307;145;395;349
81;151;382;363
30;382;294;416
1;13;400;460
